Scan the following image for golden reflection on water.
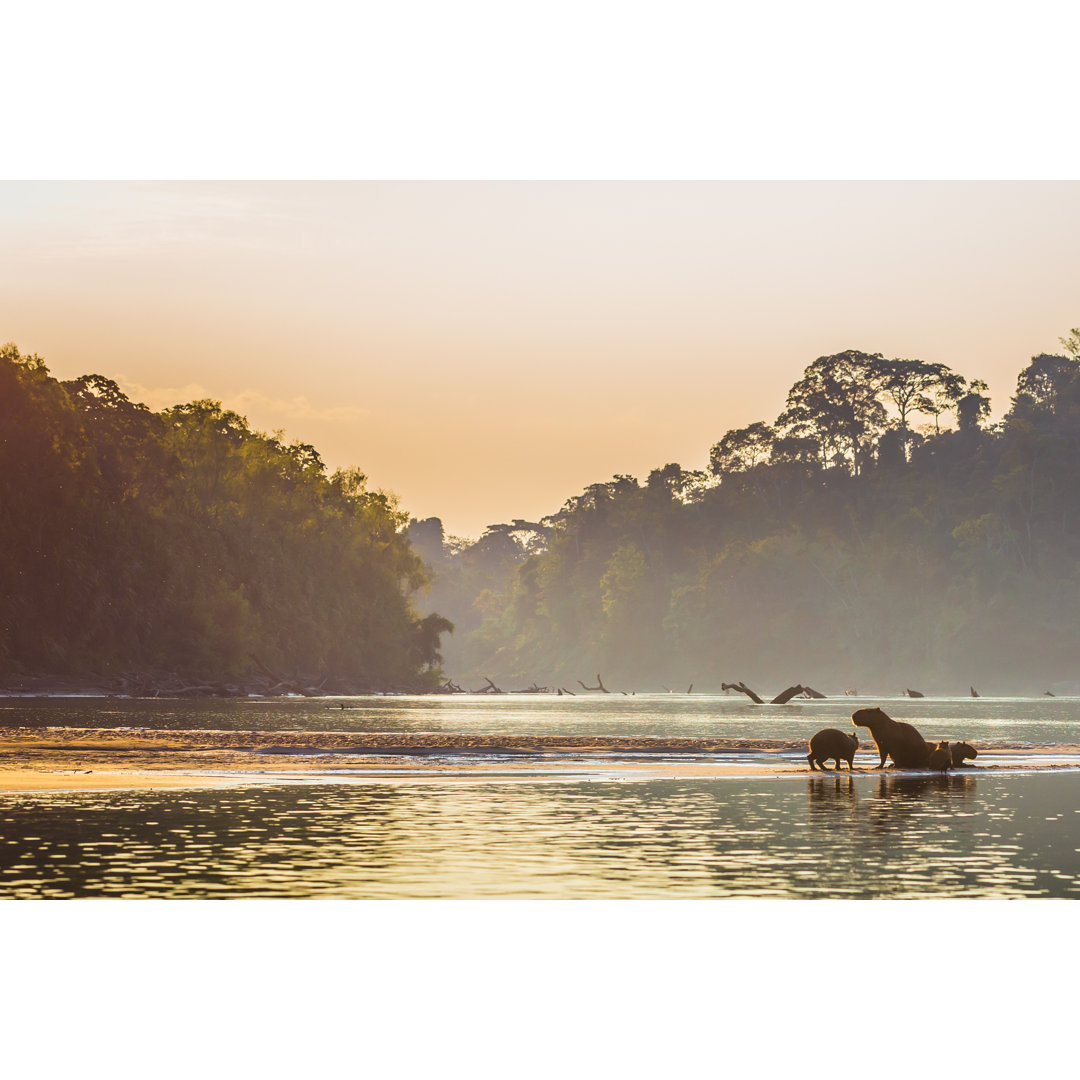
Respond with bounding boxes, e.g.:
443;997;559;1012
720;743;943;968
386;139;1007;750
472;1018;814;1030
1;771;1079;899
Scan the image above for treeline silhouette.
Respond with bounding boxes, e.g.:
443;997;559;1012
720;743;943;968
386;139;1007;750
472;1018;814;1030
412;333;1080;694
1;344;450;690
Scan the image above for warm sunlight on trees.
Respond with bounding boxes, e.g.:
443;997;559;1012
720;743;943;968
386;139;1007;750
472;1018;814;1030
1;345;446;689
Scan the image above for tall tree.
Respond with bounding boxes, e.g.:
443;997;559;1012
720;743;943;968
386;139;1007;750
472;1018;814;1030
873;356;964;431
708;422;775;478
776;350;888;475
1012;353;1080;415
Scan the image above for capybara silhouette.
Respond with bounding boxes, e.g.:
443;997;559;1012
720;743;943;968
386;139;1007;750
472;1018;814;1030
950;741;978;768
807;728;859;771
851;706;933;769
928;740;952;773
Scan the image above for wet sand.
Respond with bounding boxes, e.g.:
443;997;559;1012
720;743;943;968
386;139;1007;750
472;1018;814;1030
3;726;1079;794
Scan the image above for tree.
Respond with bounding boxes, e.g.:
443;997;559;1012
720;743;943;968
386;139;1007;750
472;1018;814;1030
61;373;165;501
407;517;448;565
646;463;708;505
874;357;964;431
708;422;775;478
1059;328;1080;361
1012;353;1080;415
956;379;992;432
776;350;888;475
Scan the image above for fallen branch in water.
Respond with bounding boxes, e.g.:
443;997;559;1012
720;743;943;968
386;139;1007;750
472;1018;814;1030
722;681;764;704
578;674;611;693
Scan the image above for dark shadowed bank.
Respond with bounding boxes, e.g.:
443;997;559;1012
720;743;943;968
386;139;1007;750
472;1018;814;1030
1;344;451;694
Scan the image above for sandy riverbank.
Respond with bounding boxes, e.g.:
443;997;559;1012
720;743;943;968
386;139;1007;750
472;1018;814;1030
0;727;793;792
2;726;1079;794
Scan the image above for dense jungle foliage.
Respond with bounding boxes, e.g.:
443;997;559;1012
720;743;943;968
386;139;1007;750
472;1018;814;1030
412;332;1080;695
0;344;450;688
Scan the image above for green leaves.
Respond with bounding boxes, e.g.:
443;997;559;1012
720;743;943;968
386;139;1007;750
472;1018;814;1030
0;347;446;688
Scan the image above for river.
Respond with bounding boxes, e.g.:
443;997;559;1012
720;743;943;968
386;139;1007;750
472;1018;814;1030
2;693;1079;898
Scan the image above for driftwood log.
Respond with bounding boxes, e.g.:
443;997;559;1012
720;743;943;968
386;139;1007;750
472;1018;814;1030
722;681;764;705
769;685;805;705
435;680;467;694
578;674;611;693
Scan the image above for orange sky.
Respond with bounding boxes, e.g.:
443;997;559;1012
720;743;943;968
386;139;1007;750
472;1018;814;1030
3;180;1078;537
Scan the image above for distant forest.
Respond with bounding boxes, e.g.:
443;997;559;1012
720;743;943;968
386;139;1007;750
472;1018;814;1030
411;331;1080;695
0;343;449;690
6;333;1080;695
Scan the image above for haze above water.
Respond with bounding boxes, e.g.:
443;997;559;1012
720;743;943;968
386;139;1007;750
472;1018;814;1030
6;692;1079;744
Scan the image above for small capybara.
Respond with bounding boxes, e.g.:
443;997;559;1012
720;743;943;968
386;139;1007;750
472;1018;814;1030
950;741;978;768
851;706;933;768
807;728;859;771
927;740;952;773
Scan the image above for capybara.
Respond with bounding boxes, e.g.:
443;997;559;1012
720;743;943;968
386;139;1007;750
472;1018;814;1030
851;706;933;768
927;740;952;773
807;728;859;771
950;741;978;768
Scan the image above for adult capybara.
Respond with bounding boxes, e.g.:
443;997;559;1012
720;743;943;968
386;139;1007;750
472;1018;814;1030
950;741;978;768
927;740;952;773
807;728;859;771
851;706;933;768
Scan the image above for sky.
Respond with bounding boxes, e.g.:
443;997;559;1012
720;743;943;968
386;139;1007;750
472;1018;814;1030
3;180;1079;536
5;4;1080;538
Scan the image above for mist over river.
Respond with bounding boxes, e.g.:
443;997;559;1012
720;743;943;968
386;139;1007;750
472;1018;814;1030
6;691;1080;744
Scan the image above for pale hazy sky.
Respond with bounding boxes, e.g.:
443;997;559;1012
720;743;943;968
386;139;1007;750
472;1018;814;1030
3;180;1078;536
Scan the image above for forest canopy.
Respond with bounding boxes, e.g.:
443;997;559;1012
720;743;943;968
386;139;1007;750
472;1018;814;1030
0;344;450;689
6;332;1080;696
411;333;1080;695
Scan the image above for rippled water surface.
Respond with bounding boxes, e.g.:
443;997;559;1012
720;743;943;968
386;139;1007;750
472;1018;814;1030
2;770;1080;899
3;695;1080;898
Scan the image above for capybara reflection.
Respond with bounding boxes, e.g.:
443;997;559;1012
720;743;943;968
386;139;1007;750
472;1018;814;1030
950;741;978;768
927;740;952;773
851;707;933;769
807;728;859;771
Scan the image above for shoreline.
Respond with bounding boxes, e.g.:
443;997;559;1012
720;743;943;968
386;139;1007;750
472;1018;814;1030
2;727;1079;795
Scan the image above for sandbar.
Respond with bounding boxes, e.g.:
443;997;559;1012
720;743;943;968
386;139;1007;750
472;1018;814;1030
6;725;1080;794
2;727;1078;794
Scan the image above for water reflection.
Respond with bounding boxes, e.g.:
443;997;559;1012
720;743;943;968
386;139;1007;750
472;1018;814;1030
806;774;857;808
2;771;1079;899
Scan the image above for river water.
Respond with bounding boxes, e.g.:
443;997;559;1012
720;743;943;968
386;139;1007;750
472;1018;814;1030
2;693;1079;898
6;691;1080;742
